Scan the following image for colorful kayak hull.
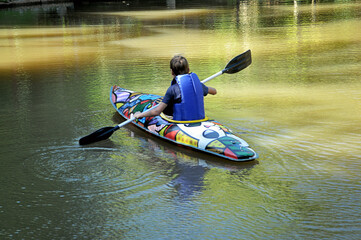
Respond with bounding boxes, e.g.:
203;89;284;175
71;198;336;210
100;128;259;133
110;86;258;162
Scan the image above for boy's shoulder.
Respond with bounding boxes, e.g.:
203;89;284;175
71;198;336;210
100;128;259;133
166;83;180;95
163;83;181;103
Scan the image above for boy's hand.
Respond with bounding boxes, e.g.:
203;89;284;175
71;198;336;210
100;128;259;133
133;112;142;119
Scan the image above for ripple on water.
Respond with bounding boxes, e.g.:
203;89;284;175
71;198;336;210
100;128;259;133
23;144;166;199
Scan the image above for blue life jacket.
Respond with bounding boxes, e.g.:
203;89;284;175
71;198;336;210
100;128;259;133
173;73;205;121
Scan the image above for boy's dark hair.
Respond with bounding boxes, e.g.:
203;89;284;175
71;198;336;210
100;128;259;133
170;55;189;76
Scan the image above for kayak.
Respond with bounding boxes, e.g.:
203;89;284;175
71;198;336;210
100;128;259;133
110;85;258;162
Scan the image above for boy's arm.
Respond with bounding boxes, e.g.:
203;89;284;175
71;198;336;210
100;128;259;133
201;82;217;96
207;86;217;95
134;102;168;119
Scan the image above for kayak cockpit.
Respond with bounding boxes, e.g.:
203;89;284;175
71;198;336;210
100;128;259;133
160;112;209;123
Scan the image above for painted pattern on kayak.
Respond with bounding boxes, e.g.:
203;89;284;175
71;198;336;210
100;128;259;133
111;86;257;161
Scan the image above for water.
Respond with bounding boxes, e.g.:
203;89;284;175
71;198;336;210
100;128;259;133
1;1;360;239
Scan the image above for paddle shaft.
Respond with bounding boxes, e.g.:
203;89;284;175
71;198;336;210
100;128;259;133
116;116;137;128
201;71;223;84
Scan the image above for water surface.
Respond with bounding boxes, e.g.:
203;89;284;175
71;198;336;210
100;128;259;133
0;1;360;239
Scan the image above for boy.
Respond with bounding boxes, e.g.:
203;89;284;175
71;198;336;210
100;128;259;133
134;55;217;120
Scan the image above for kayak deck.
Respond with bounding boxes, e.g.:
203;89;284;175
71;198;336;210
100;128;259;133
111;86;258;162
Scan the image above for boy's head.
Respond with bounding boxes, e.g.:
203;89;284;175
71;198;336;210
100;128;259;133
170;55;189;76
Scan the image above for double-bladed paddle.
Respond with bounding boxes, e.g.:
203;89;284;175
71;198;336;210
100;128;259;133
79;49;252;145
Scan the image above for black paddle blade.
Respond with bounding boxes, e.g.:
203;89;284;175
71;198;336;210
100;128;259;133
79;126;118;145
223;49;252;74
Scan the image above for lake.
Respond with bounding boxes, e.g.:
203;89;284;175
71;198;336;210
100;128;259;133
0;0;360;239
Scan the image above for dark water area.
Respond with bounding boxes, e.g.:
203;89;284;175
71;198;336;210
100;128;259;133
1;0;361;239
